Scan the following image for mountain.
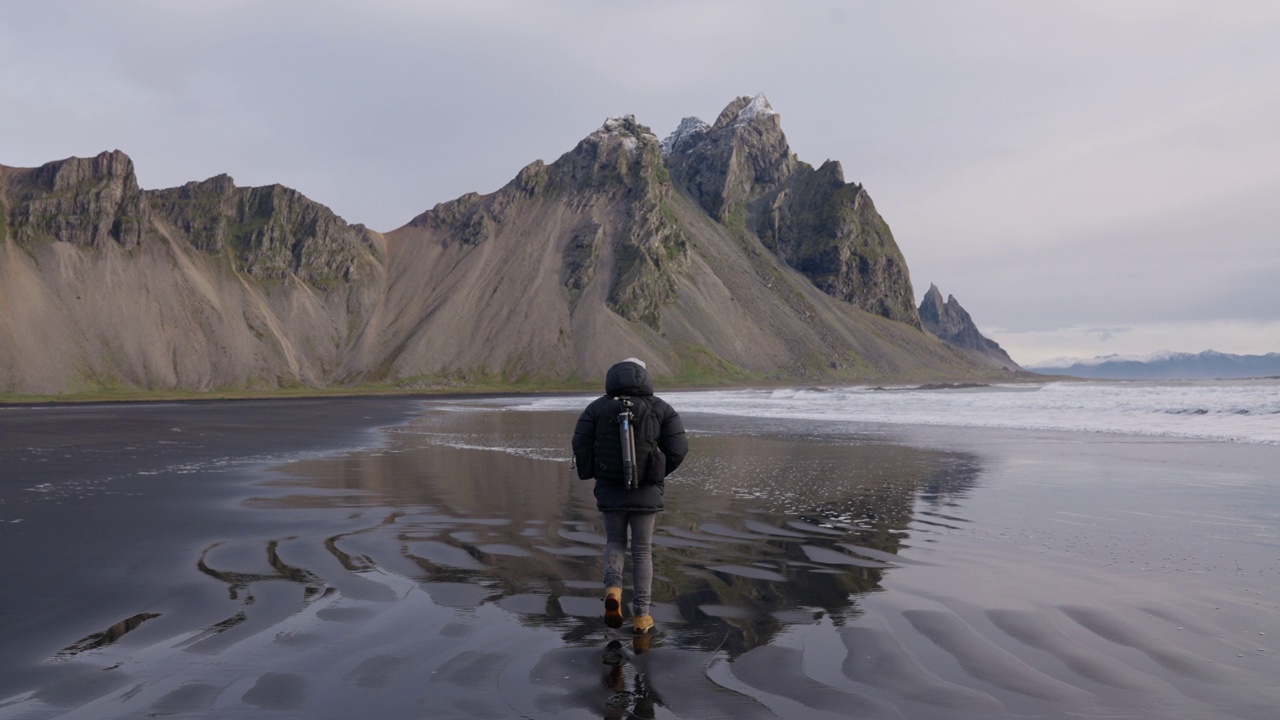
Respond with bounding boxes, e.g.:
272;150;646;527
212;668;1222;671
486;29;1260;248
0;151;384;394
1;96;1020;396
664;95;920;327
1029;351;1280;380
918;284;1020;371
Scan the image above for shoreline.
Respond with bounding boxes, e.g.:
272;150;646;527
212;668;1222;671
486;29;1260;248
0;372;1052;408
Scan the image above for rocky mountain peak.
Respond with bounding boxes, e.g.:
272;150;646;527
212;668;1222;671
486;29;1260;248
542;114;666;195
918;285;1019;370
599;114;657;148
918;284;976;339
660;95;919;327
26;150;137;193
729;93;779;129
660;117;710;157
2;150;149;249
664;95;795;224
711;93;779;131
919;283;947;317
572;115;663;173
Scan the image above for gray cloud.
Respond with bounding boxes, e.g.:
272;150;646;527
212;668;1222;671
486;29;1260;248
2;0;1277;359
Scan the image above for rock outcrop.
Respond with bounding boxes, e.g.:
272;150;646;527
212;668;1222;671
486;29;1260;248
148;175;380;289
399;114;688;334
664;94;920;328
918;284;1019;370
3;150;149;250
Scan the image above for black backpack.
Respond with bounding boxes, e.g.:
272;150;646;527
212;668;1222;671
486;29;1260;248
578;396;665;485
630;397;666;486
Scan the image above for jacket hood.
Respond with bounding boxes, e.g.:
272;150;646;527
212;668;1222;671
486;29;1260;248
605;361;654;397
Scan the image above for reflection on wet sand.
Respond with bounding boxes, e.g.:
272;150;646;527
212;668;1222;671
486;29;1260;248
29;405;974;718
54;612;161;659
265;408;980;659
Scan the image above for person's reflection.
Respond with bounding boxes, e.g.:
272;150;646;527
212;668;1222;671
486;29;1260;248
631;632;651;655
601;639;659;719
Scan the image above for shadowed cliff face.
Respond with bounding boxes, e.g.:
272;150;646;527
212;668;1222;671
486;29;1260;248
664;95;921;329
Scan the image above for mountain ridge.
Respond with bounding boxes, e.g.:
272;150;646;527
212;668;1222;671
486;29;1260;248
1;97;1026;396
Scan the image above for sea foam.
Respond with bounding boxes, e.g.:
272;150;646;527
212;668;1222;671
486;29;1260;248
506;380;1280;445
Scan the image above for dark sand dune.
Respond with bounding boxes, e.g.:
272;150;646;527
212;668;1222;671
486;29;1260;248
2;400;1279;719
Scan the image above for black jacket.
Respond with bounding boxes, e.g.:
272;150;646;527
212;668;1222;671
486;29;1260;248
572;361;687;512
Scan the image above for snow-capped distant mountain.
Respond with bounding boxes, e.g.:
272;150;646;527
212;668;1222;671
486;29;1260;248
1029;350;1280;380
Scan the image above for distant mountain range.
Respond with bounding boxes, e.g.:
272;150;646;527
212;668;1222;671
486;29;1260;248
1;94;1026;395
1029;351;1280;380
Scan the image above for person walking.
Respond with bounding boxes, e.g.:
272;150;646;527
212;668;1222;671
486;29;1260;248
572;358;687;639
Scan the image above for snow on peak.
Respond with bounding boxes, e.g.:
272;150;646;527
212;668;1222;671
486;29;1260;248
733;93;776;127
602;115;636;134
599;115;657;157
660;116;710;157
1028;350;1197;369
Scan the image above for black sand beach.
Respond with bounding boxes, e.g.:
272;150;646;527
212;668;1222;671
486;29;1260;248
1;398;1277;719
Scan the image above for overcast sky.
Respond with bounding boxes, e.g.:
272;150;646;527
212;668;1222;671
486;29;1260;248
3;1;1277;365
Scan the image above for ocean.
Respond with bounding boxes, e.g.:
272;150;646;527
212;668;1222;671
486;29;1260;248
513;379;1280;445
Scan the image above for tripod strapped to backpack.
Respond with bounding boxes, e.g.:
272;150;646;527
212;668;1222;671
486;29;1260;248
614;396;639;490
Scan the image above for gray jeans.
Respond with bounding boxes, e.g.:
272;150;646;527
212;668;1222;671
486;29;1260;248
602;511;657;617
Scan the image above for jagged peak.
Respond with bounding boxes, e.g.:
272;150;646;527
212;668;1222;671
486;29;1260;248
732;93;777;127
660;116;710;157
164;173;237;195
597;114;659;157
814;159;846;184
712;96;752;129
711;93;777;132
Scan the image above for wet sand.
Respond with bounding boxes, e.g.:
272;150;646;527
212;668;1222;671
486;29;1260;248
1;398;1277;719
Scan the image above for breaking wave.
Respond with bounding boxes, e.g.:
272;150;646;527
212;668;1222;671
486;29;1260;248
506;380;1280;445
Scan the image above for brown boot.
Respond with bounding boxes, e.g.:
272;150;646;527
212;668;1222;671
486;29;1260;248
631;614;653;635
631;615;654;653
604;587;623;628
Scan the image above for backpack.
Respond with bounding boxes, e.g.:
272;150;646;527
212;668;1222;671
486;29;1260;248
580;396;665;486
632;397;666;487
